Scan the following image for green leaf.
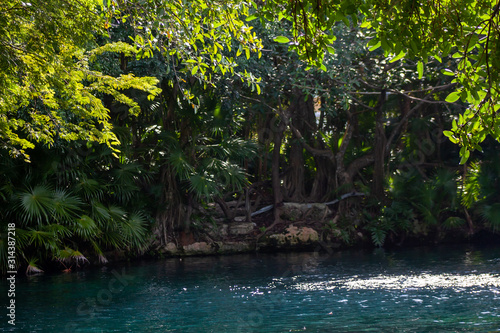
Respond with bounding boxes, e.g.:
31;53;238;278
245;14;258;21
389;51;406;63
443;131;458;143
368;41;381;51
441;69;455;76
417;61;424;79
445;91;460;103
273;36;290;43
459;149;470;165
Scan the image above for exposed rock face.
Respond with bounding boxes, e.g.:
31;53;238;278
183;242;214;255
207;223;229;238
229;222;256;235
216;241;253;254
161;242;180;255
280;203;329;221
268;224;319;248
160;240;254;256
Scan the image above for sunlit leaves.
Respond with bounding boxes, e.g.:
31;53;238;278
111;0;263;102
273;36;290;43
0;1;161;160
417;61;424;79
445;91;461;103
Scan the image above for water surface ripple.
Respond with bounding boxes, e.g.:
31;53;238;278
2;245;500;332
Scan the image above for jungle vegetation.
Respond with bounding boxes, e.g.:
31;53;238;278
1;0;500;273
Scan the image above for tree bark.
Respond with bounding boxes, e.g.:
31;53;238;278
283;89;316;202
272;115;285;223
373;91;387;200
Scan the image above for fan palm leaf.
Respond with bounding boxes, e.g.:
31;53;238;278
52;188;83;222
75;177;104;201
42;224;73;238
27;229;60;252
90;201;111;227
479;203;500;231
73;215;100;240
16;185;55;225
25;257;44;275
188;173;218;199
120;212;149;251
56;247;89;265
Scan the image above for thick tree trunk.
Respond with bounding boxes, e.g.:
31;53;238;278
153;79;187;246
373;91;387;200
310;153;336;201
283;89;316;202
154;164;185;246
284;141;306;201
272;117;285;223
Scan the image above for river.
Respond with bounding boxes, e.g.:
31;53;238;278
2;244;500;332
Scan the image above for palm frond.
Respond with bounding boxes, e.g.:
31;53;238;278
74;215;100;240
479;203;500;231
89;239;108;263
221;163;249;192
16;185;55;225
25;258;44;275
75;177;104;201
42;224;73;238
56;247;89;265
462;162;482;209
13;228;31;250
27;229;60;252
99;229;125;250
442;216;466;230
120;212;149;251
109;183;139;205
90;201;111;227
188;173;218;199
107;205;127;223
167;149;194;181
52;188;83;222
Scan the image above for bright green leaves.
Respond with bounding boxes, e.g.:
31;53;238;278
459;146;471;165
355;0;500;161
0;1;161;161
389;51;406;63
445;91;461;103
441;69;455;76
367;40;381;52
417;61;424;79
114;0;263;94
273;36;290;43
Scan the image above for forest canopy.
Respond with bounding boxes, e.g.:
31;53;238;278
1;0;500;273
1;0;499;159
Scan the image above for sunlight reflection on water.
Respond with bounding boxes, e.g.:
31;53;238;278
289;273;500;291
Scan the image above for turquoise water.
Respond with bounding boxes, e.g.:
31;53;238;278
2;245;500;332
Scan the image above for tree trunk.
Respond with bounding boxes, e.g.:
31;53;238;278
283;89;316;202
373;91;387;200
153;79;186;246
154;164;184;246
272;117;285;223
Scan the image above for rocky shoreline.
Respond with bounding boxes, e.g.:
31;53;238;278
155;202;355;258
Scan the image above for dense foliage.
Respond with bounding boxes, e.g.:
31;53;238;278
1;0;500;273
